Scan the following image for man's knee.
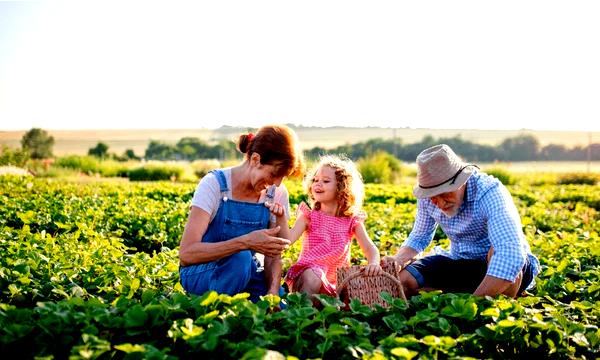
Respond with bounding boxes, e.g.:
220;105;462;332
399;269;420;296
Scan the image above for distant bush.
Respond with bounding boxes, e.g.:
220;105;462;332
0;145;29;167
557;173;599;185
190;159;221;179
128;163;185;181
54;155;130;177
484;167;515;185
55;155;101;173
357;151;403;184
526;173;560;186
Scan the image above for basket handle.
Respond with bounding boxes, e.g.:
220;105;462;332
336;268;407;302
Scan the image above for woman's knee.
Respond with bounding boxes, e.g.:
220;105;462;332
179;264;213;295
211;250;254;294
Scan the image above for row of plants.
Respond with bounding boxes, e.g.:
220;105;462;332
2;289;597;359
0;175;598;358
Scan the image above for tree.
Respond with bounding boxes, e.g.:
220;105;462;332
500;135;540;161
176;137;211;160
88;142;109;159
540;144;568;161
145;140;176;160
21;128;55;159
123;149;139;160
358;151;403;183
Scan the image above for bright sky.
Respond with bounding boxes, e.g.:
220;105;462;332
1;1;599;131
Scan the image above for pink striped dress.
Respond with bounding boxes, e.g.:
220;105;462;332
285;202;367;296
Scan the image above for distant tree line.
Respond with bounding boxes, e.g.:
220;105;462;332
140;133;599;162
144;138;238;161
306;134;600;162
3;128;598;165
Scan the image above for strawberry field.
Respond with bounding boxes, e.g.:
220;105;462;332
0;175;598;359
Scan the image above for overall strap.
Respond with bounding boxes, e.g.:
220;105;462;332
266;185;276;202
266;185;277;225
209;170;229;199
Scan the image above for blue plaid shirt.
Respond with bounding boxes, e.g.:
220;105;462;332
403;171;540;285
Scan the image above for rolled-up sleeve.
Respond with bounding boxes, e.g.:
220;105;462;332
480;186;526;282
402;199;438;253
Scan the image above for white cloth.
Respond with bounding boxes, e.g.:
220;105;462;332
190;167;291;222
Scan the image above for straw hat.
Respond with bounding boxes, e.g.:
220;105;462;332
413;144;475;199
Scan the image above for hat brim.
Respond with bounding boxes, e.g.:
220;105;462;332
413;167;474;199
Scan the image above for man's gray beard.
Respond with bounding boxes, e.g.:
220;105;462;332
442;208;459;218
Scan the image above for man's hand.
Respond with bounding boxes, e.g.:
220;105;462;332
381;247;418;269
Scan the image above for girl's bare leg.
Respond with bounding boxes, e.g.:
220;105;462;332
296;269;322;295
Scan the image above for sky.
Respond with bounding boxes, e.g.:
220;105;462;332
1;1;599;131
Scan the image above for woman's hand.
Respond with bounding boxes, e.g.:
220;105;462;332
364;263;384;276
247;226;291;257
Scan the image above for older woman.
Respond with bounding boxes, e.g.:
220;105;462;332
179;124;304;301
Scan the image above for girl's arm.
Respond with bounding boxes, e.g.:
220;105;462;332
179;206;289;266
354;221;382;276
278;212;308;245
266;202;308;244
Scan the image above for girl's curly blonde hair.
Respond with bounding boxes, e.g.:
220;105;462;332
303;154;364;217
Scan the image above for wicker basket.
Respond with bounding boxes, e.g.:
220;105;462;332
336;262;407;308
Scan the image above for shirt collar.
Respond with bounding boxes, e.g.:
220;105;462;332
464;170;478;204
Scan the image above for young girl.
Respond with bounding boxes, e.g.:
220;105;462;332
267;155;382;297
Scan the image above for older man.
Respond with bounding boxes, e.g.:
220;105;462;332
384;144;539;298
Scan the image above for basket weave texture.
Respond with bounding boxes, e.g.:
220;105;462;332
336;262;407;308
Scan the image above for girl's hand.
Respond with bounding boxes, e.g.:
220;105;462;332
264;201;285;218
247;226;290;257
265;201;287;228
364;263;383;276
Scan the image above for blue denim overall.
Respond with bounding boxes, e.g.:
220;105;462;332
179;170;277;302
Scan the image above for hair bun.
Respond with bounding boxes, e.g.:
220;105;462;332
237;134;253;154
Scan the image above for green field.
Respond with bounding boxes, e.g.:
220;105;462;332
0;174;598;359
480;161;600;174
1;127;598;156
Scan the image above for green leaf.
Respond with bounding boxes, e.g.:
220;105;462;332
383;314;407;332
124;305;148;328
17;211;35;225
200;291;219;306
390;347;418;359
569;332;589;347
326;323;348;337
127;278;141;299
114;343;146;353
481;307;500;318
